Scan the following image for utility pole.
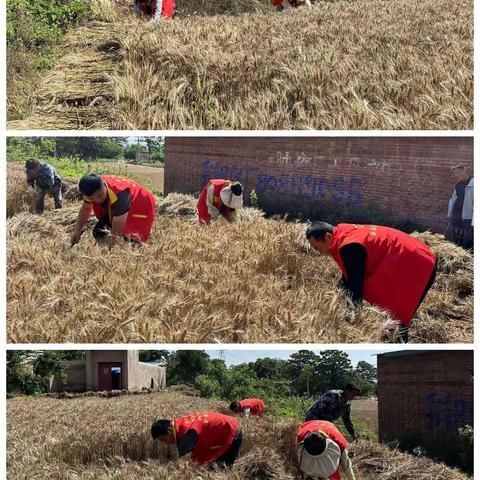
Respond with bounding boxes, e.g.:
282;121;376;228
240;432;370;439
219;350;225;362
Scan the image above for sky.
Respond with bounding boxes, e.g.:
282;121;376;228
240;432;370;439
164;349;385;367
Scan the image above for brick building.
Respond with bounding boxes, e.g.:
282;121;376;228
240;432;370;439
377;350;473;465
51;351;166;392
164;137;473;231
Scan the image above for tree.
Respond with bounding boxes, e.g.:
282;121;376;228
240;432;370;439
288;350;321;395
316;350;354;392
32;351;67;391
60;351;86;361
355;361;377;384
167;351;210;386
139;350;172;364
250;357;288;380
7;351;67;395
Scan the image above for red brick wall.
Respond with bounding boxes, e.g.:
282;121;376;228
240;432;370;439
164;137;473;231
378;351;473;462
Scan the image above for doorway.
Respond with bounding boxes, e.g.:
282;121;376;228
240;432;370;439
98;362;123;391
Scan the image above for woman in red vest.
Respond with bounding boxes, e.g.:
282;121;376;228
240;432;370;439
151;412;242;468
197;179;244;225
297;420;356;480
71;173;156;245
306;221;437;343
134;0;175;20
230;398;265;417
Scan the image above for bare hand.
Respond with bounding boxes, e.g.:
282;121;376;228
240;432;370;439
70;230;82;247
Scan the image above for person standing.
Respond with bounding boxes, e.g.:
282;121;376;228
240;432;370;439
448;165;474;251
25;159;63;214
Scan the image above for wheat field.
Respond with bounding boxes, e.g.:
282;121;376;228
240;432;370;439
7;164;473;344
7;0;473;130
7;391;470;479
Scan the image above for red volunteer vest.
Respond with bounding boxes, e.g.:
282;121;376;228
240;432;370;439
328;224;436;325
197;179;231;224
240;399;265;416
174;412;238;464
91;175;156;242
297;420;348;480
139;0;176;19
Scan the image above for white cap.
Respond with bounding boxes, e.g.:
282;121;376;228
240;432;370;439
220;184;243;209
297;437;341;478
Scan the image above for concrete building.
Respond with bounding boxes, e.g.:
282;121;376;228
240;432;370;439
377;350;473;465
164;137;473;232
52;351;166;392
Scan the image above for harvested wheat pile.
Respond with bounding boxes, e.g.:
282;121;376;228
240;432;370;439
7;392;469;480
8;0;472;130
7;166;473;343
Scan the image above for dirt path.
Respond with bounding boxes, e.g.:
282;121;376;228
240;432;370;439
352;399;378;436
93;162;164;193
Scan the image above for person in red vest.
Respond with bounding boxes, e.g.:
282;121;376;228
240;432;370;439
151;412;242;468
273;0;311;12
306;222;437;343
297;420;356;480
71;173;156;246
134;0;175;20
197;179;244;225
229;398;265;417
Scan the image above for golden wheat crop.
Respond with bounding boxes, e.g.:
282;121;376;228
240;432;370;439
6;164;473;344
7;391;470;479
7;0;473;130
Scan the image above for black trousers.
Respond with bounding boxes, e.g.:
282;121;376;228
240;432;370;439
213;429;243;469
92;215;112;239
92;215;139;245
452;220;474;252
399;262;438;343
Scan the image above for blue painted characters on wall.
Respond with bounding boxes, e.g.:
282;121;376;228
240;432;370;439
200;160;364;206
425;392;470;431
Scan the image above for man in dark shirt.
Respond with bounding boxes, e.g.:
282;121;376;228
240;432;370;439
25;159;63;214
448;165;474;251
304;384;360;441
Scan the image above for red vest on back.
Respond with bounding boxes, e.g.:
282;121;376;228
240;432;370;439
328;224;436;325
297;420;348;480
197;179;231;224
174;412;238;464
240;398;265;416
139;0;176;19
92;175;156;242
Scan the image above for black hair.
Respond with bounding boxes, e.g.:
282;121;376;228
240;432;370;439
79;174;104;197
151;419;172;439
303;432;327;456
230;182;243;197
344;383;360;392
25;159;40;170
230;401;241;411
305;222;334;240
